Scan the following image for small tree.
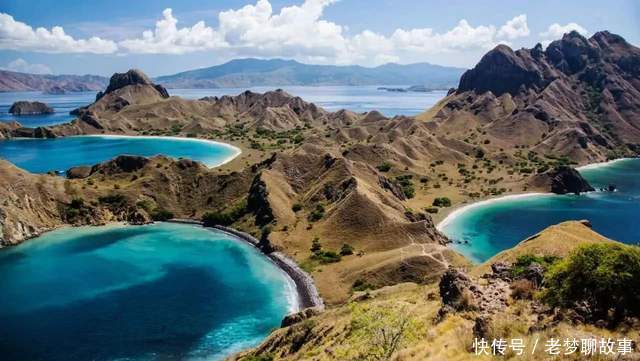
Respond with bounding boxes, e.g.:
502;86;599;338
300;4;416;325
543;244;640;323
376;162;392;172
344;303;424;361
310;237;322;253
432;197;452;207
340;243;354;256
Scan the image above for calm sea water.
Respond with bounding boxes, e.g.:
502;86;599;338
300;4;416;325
0;91;96;127
0;135;239;173
0;86;444;128
0;222;296;361
440;159;640;263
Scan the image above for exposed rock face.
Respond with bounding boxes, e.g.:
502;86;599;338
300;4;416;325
439;267;474;312
97;69;169;101
280;307;322;327
66;166;92;179
432;30;640;164
9;101;54;115
438;267;511;320
458;44;551;96
528;165;595;194
90;155;150;175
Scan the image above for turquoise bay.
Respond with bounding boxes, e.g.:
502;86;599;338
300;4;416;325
0;135;240;173
0;222;296;361
440;159;640;263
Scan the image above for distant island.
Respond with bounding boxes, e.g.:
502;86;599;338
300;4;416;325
377;85;452;93
155;58;465;89
0;58;464;92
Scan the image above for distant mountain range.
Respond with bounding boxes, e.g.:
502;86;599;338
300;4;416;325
156;58;465;89
0;59;465;92
0;71;108;93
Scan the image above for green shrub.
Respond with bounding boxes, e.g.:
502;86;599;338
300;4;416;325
432;197;452;207
311;237;322;253
340;243;354;256
424;207;439;214
241;354;274;361
376;162;392;172
98;193;126;205
151;209;174;221
510;254;559;278
395;175;415;199
291;203;303;212
542;244;640;322
308;204;325;222
202;199;247;226
311;250;342;264
70;197;84;209
352;279;374;292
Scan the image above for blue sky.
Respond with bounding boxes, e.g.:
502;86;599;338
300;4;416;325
0;0;638;76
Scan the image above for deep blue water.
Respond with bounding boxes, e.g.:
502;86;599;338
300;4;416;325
0;87;445;128
440;159;640;263
0;91;96;127
0;135;239;173
0;223;296;361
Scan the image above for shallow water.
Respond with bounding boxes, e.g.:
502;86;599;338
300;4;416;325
0;222;296;361
440;159;640;263
0;86;445;128
0;135;239;173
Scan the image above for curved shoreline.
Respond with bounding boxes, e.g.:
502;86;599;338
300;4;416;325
168;219;324;312
76;134;243;168
575;157;632;171
437;157;638;235
436;192;551;231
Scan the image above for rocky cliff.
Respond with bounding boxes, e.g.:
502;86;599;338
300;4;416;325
527;165;595;194
428;31;640;164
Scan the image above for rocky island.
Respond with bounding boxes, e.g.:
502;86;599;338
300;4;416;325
8;101;54;115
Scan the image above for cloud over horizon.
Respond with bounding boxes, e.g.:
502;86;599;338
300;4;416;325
0;0;589;66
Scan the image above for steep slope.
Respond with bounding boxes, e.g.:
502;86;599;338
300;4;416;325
155;58;464;88
426;31;640;164
0;70;107;92
235;221;631;361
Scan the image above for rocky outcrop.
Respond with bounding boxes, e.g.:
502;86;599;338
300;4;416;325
458;44;551;96
9;101;54;115
528;166;595;194
432;30;640;164
280;307;323;327
66;166;92;179
97;69;169;101
90;155;150;175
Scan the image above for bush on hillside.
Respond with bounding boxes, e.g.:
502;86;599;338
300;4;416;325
542;244;640;323
202;199;247;226
432;197;451;207
151;209;174;221
376;162;392;172
340;243;354;256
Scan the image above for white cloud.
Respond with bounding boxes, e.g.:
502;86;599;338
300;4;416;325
1;3;573;67
0;13;117;54
118;1;528;66
119;8;226;54
1;58;52;74
497;14;530;39
540;22;588;39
